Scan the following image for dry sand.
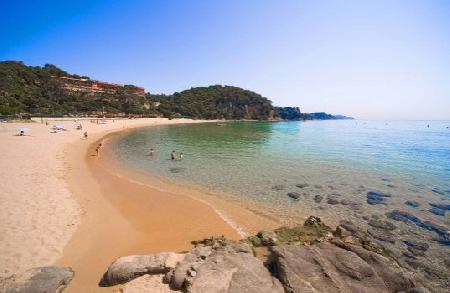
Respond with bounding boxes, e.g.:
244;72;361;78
0;118;281;292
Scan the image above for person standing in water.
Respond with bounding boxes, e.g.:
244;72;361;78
148;148;154;156
179;152;184;160
171;150;176;160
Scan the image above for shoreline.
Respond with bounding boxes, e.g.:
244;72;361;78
0;118;257;292
57;119;283;292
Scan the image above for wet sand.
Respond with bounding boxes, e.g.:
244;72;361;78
58;127;281;292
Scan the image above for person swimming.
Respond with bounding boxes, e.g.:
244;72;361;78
171;150;176;160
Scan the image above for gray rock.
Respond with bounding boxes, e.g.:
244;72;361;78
272;240;418;293
99;253;185;286
170;241;283;293
0;266;74;293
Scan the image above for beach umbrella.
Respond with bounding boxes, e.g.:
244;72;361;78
17;127;29;133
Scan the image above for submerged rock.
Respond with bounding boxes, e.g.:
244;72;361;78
405;201;420;208
295;182;309;189
431;188;446;196
429;207;446;216
367;228;396;243
386;210;450;240
429;203;450;210
314;194;323;203
287;192;301;200
368;219;396;231
271;185;285;191
366;191;391;205
327;195;340;205
404;240;429;253
169;167;185;173
0;266;74;293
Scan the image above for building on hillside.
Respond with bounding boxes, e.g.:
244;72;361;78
51;76;145;96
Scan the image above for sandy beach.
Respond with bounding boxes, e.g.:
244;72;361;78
0;118;281;292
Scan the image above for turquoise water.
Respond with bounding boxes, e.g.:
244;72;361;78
108;120;450;207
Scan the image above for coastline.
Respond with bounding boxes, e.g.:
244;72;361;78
53;121;284;292
55;119;282;292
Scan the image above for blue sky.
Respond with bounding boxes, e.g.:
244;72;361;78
1;0;449;119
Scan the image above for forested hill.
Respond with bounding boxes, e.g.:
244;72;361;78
0;61;275;119
0;61;350;121
149;86;275;120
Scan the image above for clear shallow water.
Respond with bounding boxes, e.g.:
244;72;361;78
108;120;450;207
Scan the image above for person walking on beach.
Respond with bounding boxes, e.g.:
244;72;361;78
148;148;154;156
96;143;102;156
83;131;88;139
171;150;176;160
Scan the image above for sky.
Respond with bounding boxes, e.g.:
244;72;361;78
1;0;449;120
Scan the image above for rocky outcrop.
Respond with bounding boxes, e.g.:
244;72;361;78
271;240;418;293
0;266;74;293
169;239;284;293
97;216;439;293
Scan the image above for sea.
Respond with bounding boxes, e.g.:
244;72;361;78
107;120;450;207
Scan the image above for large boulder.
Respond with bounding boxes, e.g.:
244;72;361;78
0;266;74;293
271;240;419;293
168;238;284;293
99;252;185;286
